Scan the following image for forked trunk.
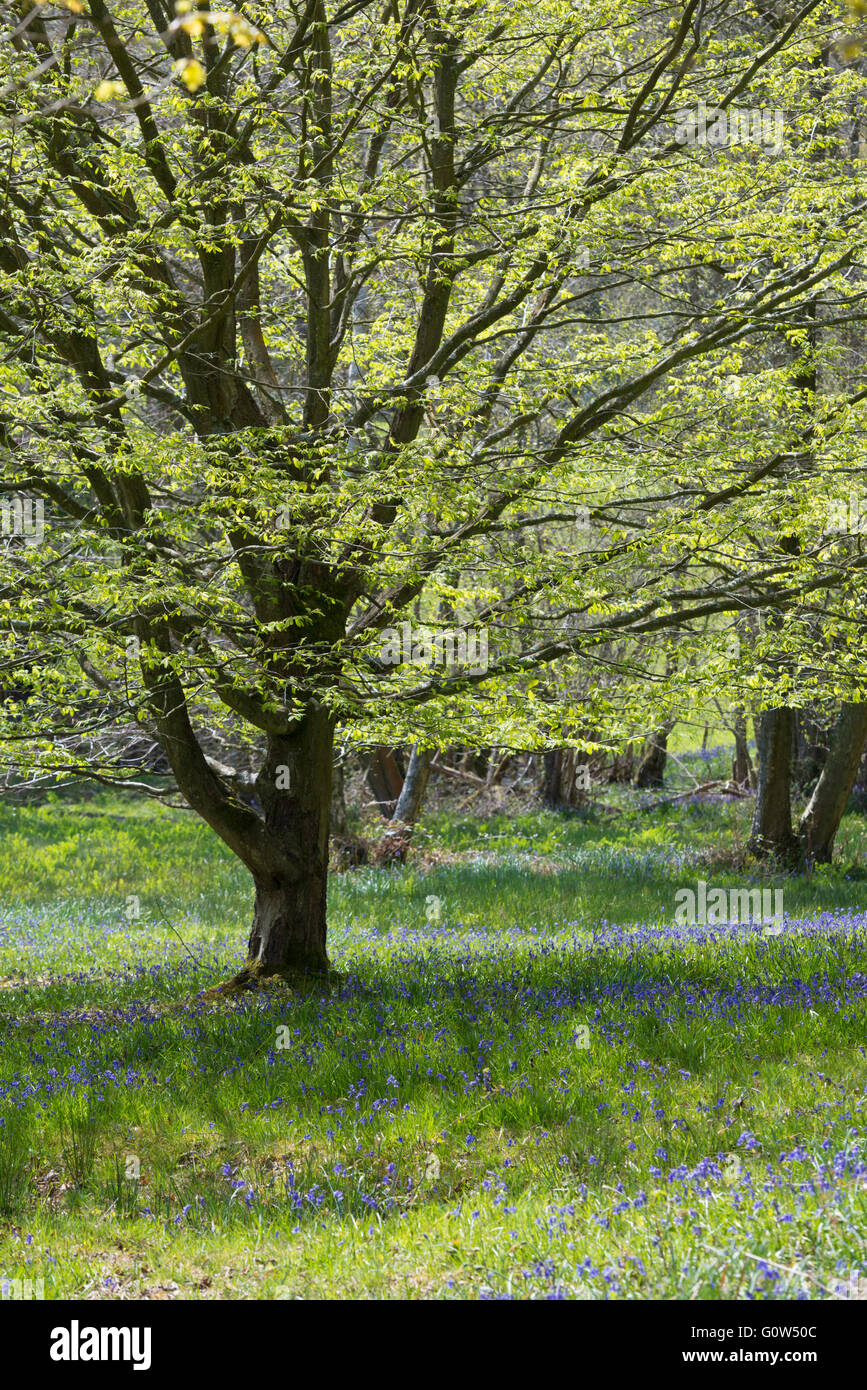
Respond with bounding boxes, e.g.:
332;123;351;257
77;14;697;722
378;743;434;863
365;745;404;818
793;707;829;790
798;702;867;863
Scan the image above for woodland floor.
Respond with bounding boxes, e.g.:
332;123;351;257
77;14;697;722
2;746;867;1299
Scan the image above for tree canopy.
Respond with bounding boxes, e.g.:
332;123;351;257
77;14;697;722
1;0;865;975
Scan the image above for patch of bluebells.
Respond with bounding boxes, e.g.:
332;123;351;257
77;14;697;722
3;900;867;1296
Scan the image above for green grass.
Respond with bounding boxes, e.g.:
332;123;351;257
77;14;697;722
1;790;867;1299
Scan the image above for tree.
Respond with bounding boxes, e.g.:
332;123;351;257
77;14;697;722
377;742;434;862
541;748;590;809
633;720;676;790
798;702;867;862
747;707;800;864
731;707;754;789
2;0;865;985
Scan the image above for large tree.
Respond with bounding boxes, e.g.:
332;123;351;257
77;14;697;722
1;0;865;984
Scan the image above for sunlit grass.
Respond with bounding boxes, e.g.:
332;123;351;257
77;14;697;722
1;792;867;1299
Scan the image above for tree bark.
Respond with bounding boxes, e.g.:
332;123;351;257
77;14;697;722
542;749;590;808
792;708;830;790
542;749;566;807
747;707;800;863
732;706;754;788
146;654;338;992
798;702;867;863
609;743;635;783
460;748;488;777
330;758;368;868
239;704;335;981
364;746;405;818
633;720;675;789
378;743;434;863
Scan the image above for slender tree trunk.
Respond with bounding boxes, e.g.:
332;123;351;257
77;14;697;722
330;758;368;867
487;749;511;785
792;708;829;790
798;703;867;863
378;744;434;863
365;746;404;818
390;744;433;826
747;708;800;863
542;749;566;807
609;743;635;783
732;706;753;788
633;720;675;789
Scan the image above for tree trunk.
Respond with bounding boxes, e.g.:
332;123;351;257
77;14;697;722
542;749;565;807
145;632;339;995
460;747;488;777
238;705;335;984
792;708;830;790
633;721;675;789
798;702;867;863
542;748;590;808
378;743;434;863
732;707;753;788
609;743;635;783
487;749;512;786
364;745;405;818
330;758;368;868
747;707;800;863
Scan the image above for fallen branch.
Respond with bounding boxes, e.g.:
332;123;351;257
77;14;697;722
639;779;751;811
430;758;487;787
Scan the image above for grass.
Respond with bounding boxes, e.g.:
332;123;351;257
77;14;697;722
1;785;867;1300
